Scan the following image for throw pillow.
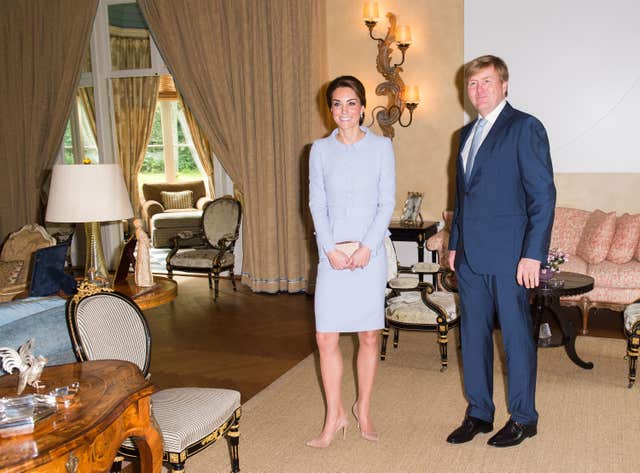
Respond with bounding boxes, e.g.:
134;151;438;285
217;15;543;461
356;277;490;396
576;210;616;264
29;243;76;297
607;213;640;264
0;260;24;286
161;190;194;210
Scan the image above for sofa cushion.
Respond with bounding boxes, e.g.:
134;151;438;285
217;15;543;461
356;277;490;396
0;260;24;286
607;213;640;264
587;260;640;289
161;190;194;210
576;210;616;264
562;286;640;306
550;207;590;255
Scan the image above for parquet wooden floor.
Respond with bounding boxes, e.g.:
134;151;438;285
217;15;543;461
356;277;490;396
143;275;317;401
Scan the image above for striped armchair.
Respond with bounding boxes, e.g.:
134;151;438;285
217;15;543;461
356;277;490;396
66;288;241;472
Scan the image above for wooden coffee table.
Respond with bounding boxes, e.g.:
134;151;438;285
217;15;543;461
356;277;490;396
531;271;595;369
0;360;163;473
113;274;178;311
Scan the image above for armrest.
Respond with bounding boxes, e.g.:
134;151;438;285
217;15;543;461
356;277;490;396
141;200;165;231
196;197;213;210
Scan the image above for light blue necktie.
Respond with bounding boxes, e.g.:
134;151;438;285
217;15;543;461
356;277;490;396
465;118;487;182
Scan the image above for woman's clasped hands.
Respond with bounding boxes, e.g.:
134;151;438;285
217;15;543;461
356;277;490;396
327;245;371;271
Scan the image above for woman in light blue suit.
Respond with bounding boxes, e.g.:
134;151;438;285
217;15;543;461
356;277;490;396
307;76;395;448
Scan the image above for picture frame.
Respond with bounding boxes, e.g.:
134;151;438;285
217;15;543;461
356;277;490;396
113;235;137;285
399;191;424;226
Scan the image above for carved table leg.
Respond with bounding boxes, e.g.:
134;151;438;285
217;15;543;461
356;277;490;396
548;301;594;369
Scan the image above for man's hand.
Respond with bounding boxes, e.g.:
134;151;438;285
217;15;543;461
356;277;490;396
349;245;371;270
448;250;456;272
327;249;350;270
517;257;541;288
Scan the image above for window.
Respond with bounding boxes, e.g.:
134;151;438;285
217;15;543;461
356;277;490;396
138;100;204;186
61;94;99;164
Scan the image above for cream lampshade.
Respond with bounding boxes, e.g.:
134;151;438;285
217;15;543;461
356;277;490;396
46;163;133;286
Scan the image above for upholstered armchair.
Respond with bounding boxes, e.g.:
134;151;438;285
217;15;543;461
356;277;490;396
166;196;242;300
141;180;213;248
381;237;460;371
0;224;56;302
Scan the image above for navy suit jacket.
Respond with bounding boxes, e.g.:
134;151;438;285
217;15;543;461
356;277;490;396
449;102;556;275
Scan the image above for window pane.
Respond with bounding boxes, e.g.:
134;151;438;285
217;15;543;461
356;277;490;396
177;146;201;181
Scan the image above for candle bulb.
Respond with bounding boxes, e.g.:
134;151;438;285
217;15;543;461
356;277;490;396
395;25;412;45
363;2;380;21
404;85;420;104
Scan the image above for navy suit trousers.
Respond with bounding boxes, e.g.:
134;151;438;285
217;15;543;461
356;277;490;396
456;250;539;425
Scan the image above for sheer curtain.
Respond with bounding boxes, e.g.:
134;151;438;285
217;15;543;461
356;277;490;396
180;97;215;197
138;0;327;293
110;28;159;216
0;0;99;239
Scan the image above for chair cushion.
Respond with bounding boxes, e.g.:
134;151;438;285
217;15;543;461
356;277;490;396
386;291;459;325
149;387;240;453
161;190;194;210
169;249;235;268
0;260;24;286
151;210;203;229
607;213;640;264
388;277;418;289
624;303;640;334
576;209;616;264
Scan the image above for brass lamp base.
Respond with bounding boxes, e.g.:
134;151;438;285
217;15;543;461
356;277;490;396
84;222;110;287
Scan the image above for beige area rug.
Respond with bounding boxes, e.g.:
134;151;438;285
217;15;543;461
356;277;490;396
187;332;638;473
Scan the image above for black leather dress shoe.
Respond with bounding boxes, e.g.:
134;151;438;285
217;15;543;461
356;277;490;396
446;417;493;444
487;419;537;447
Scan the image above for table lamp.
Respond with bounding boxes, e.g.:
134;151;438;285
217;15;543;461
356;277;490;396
45;163;134;287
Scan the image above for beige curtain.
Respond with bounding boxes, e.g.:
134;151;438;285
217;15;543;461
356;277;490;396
112;77;159;216
139;0;327;293
0;0;98;240
180;97;215;197
110;32;159;217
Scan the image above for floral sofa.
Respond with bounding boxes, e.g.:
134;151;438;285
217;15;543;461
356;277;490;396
426;207;640;334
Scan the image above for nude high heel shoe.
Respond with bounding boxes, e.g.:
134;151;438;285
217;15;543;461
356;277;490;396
305;416;349;448
352;403;379;442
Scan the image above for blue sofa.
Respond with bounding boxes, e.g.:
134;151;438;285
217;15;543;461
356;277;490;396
0;296;75;375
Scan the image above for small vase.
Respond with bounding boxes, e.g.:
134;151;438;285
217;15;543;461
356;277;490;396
539;268;554;282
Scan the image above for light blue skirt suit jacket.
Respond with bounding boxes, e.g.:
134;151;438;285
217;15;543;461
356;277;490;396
309;127;395;332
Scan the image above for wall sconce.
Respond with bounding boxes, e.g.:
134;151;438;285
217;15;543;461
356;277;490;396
363;3;420;139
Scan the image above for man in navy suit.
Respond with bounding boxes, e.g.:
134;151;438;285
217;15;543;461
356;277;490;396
446;55;556;447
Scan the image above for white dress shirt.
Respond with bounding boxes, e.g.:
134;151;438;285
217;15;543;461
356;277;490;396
461;99;507;170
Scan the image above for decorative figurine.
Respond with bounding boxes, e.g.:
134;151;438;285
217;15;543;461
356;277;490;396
133;218;154;287
0;339;48;395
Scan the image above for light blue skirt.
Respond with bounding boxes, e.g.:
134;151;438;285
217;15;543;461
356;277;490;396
314;252;387;333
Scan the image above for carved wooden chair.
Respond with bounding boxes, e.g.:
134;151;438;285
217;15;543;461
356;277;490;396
624;302;640;388
166;196;242;300
66;287;241;472
0;224;56;302
381;237;460;371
